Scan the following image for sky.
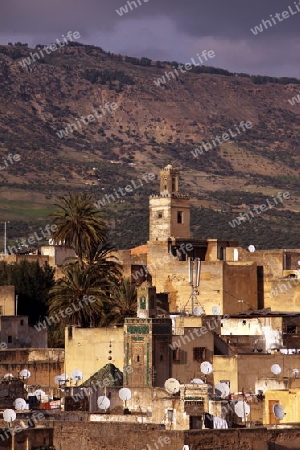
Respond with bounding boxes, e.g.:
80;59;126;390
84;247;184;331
0;0;299;77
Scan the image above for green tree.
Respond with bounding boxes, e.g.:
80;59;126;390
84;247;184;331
50;193;107;268
0;260;55;325
48;263;105;327
103;278;137;326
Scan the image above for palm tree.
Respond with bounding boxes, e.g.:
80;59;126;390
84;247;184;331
103;278;137;326
50;193;107;267
48;263;105;327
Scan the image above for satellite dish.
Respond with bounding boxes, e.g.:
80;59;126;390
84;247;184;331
14;398;27;410
20;369;31;380
193;306;202;316
164;378;180;395
297;261;300;266
234;401;250;419
54;375;62;385
33;389;46;398
292;368;299;377
273;403;285;420
3;373;14;380
212;306;221;315
190;378;204;385
97;396;110;410
3;409;16;423
215;382;230;399
71;370;83;383
48;239;54;245
248;245;256;253
200;361;213;375
59;373;69;383
271;364;282;375
119;388;132;401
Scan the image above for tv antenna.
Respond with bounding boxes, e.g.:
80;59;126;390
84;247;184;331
187;257;205;315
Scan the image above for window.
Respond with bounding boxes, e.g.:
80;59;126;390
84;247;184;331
68;326;73;340
193;347;206;362
172;348;187;364
8;336;12;344
20;320;24;326
0;306;3;315
167;409;174;423
177;211;183;224
172;177;176;191
157;211;163;219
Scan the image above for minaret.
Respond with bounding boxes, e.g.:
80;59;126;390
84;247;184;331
149;164;190;241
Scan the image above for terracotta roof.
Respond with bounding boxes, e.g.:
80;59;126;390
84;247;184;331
130;244;148;255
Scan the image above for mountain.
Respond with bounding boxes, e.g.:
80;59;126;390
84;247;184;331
0;42;299;251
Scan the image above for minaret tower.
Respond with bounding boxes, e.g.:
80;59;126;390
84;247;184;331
149;164;190;241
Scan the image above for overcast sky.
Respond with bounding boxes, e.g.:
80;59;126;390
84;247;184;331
0;0;299;77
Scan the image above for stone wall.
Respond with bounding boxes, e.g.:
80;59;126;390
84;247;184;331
51;421;300;450
0;348;64;387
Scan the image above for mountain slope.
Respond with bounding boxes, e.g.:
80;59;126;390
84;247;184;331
0;43;299;250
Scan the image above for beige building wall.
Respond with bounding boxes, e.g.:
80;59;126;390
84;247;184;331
0;285;15;315
65;327;124;382
149;196;190;241
238;248;300;311
264;389;300;424
214;354;300;394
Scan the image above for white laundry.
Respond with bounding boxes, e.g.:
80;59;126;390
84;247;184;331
213;416;228;429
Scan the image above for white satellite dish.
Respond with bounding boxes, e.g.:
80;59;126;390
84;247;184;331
20;369;31;380
215;382;230;399
212;306;221;315
59;373;69;382
3;373;14;380
292;368;299;377
190;378;204;385
297;261;300;266
3;409;16;423
200;361;213;375
33;389;46;398
193;306;202;316
14;398;27;410
234;401;250;419
273;403;285;420
54;375;62;385
48;239;54;245
71;370;83;383
248;245;256;253
271;364;282;375
164;378;180;395
97;396;110;410
119;388;132;401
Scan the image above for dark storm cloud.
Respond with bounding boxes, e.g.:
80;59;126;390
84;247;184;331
0;0;299;77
